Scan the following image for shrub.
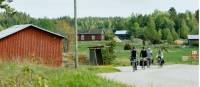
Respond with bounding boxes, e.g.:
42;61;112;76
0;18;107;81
191;41;199;47
124;43;131;50
102;41;116;65
79;53;88;64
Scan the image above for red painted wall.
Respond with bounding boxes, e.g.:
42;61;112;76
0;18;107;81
0;26;63;66
78;34;104;41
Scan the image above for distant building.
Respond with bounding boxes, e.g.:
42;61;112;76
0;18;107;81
0;24;64;66
114;30;130;40
78;29;105;41
187;35;199;46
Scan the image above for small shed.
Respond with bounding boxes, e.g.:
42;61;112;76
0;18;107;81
0;24;65;66
88;46;104;65
188;35;199;46
115;30;130;40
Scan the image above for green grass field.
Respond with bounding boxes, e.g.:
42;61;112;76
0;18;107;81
78;41;199;66
0;62;130;87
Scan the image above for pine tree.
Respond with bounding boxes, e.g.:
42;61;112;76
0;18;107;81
168;7;177;21
167;31;173;44
171;28;178;40
180;20;189;39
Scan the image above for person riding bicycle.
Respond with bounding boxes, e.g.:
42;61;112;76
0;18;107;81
156;49;164;67
147;48;153;68
140;47;147;69
130;46;137;71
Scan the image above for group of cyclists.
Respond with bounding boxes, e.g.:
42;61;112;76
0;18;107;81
130;46;165;71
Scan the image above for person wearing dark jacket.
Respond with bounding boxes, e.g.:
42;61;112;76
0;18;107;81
131;47;137;60
140;47;147;69
130;46;137;71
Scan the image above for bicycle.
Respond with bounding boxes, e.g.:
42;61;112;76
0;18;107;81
131;58;137;72
157;57;164;67
140;58;147;69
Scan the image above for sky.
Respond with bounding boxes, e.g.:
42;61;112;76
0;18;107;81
8;0;199;18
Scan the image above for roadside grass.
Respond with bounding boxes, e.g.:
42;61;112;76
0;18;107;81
78;41;199;66
0;62;130;87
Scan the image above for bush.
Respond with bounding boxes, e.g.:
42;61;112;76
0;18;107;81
102;41;116;65
124;43;131;50
79;54;88;64
191;41;199;47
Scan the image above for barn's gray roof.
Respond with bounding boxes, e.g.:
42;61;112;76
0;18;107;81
0;24;65;39
188;35;199;40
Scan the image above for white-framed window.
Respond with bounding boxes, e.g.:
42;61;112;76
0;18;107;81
101;35;105;40
81;35;84;40
92;35;95;40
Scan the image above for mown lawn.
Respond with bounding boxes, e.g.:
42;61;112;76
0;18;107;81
78;41;199;66
0;62;130;87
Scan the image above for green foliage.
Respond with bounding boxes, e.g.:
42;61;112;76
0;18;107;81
130;22;140;37
0;63;130;87
102;41;116;65
0;25;3;31
105;29;114;40
144;17;160;44
171;28;178;40
0;65;48;87
167;31;173;44
168;7;177;20
0;7;198;43
195;10;199;22
191;41;199;47
0;0;16;15
180;20;189;39
124;43;131;50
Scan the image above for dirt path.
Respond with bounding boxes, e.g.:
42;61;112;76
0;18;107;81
99;64;199;87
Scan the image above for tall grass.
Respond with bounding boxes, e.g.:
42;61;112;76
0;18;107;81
0;62;130;87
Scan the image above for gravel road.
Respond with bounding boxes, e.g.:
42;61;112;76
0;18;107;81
99;64;199;87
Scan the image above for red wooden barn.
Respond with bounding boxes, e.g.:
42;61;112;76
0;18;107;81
0;24;64;66
78;29;105;41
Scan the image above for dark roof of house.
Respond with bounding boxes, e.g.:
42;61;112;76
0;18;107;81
78;29;104;34
0;24;65;40
188;35;199;40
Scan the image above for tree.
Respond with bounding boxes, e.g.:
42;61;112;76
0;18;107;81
167;30;173;43
158;29;162;40
105;29;114;40
0;25;3;31
195;10;199;22
168;7;177;21
56;20;74;53
131;22;140;37
145;17;160;44
180;20;189;39
171;28;178;40
0;0;15;15
162;28;169;40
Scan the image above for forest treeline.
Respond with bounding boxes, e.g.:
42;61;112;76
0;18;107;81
0;7;199;44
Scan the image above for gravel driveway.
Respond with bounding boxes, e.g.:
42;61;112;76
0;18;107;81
99;64;199;87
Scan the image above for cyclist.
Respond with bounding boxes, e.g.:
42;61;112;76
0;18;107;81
130;46;137;71
147;48;153;68
140;47;147;69
156;48;164;67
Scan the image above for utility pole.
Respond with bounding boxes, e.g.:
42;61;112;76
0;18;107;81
74;0;78;68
